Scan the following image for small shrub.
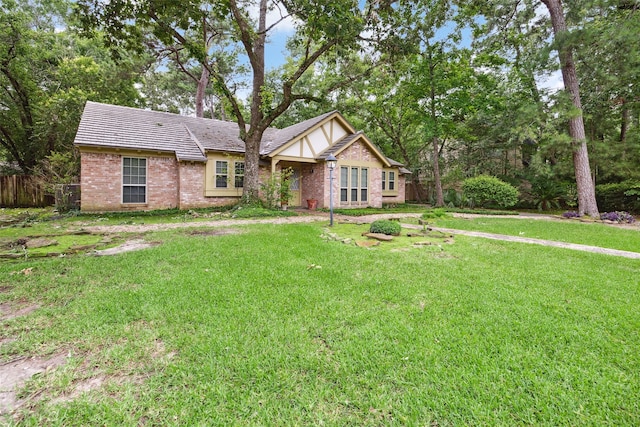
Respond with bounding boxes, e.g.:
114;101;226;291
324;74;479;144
600;211;636;224
562;211;580;219
369;219;401;235
462;175;519;208
530;179;564;210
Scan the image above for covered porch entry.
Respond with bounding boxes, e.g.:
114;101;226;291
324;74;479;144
271;160;326;209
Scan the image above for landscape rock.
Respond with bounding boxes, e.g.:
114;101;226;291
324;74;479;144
25;238;58;249
363;233;394;241
356;240;380;248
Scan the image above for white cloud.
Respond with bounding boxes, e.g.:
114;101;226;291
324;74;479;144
537;70;564;93
248;1;297;34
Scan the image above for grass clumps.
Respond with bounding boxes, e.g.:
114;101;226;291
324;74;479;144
230;206;297;218
369;219;401;235
421;208;450;222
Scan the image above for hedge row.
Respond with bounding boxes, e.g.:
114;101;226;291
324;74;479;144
595;181;640;213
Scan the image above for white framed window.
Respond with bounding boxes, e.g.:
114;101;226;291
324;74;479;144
122;157;146;203
340;166;348;202
340;165;368;204
361;168;368;202
215;160;228;188
205;156;245;197
234;161;244;188
382;169;398;195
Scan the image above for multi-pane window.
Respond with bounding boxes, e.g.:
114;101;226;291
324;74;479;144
234;161;244;188
382;169;397;194
216;161;228;188
122;157;146;203
361;168;368;202
340;166;348;202
340;166;368;204
350;167;359;202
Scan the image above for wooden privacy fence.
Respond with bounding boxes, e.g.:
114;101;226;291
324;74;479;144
0;175;52;208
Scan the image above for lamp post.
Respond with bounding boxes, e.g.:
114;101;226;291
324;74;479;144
326;153;337;226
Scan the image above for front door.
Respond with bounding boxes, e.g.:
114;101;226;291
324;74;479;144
289;168;301;207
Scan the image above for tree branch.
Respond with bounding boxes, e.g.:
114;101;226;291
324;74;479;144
228;0;259;70
264;39;339;128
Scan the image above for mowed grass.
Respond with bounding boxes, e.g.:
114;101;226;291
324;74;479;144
1;222;639;425
434;216;640;253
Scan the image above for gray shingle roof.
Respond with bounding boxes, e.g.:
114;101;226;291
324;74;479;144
74;102;408;172
75;102;246;162
316;132;362;160
387;157;411;174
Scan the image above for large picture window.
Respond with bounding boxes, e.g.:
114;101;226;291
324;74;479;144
122;157;146;203
340;165;368;204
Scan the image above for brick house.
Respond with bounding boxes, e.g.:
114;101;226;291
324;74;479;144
73;101;409;212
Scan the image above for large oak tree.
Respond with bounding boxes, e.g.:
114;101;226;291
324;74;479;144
76;0;398;204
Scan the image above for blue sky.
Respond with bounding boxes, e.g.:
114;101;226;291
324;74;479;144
251;3;562;94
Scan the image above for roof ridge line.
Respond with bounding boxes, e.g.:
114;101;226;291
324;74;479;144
183;124;206;157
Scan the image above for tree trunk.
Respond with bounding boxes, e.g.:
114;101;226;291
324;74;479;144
425;43;444;207
238;0;267;204
432;136;444;206
242;130;263;204
620;99;629;143
195;67;210;118
542;0;599;217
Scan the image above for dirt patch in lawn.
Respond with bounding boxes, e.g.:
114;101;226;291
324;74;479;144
0;353;68;416
187;228;243;237
0;303;40;321
2;336;177;419
91;239;161;256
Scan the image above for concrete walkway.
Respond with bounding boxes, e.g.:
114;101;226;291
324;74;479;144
401;223;640;259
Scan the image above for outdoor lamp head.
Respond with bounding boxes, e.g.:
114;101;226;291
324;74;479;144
326;154;337;170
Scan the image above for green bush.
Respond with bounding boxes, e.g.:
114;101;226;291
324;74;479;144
421;208;450;221
595;181;640;213
369;219;401;235
462;175;519;208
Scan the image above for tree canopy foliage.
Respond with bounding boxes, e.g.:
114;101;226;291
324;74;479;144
0;0;143;174
1;0;638;214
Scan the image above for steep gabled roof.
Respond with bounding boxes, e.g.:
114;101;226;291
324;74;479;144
260;111;342;155
317;131;392;167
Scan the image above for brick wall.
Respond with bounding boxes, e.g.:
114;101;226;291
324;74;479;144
301;163;325;208
382;174;407;205
80;148;406;212
178;162;238;209
333;141;384;208
369;167;383;208
80;151;179;211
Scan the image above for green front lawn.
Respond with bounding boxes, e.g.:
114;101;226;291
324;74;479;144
433;216;640;253
1;221;639;425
